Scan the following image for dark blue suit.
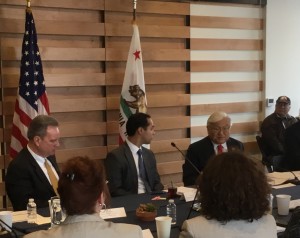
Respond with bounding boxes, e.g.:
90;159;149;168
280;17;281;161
104;142;163;197
5;147;60;211
182;136;244;186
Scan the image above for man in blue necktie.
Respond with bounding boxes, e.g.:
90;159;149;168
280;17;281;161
105;113;163;196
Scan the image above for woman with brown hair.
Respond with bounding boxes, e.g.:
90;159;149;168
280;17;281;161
180;151;277;238
25;156;143;238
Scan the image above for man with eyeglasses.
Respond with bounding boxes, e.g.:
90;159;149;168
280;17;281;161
261;96;297;169
182;111;244;186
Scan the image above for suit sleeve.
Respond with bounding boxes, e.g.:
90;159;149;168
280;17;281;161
6;161;37;211
182;145;200;187
104;152;132;197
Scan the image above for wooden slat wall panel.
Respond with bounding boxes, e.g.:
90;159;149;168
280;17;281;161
191;101;262;115
191;121;260;137
189;3;263;163
191;81;262;93
105;0;190;186
2;73;106;88
191;60;263;72
191;39;263;50
1;0;104;10
191;16;263;29
0;0;107;209
0;0;264;209
2;47;105;61
106;72;190;85
0;19;105;36
105;0;190;15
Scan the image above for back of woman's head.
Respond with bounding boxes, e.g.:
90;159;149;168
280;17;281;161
58;156;107;215
199;152;270;222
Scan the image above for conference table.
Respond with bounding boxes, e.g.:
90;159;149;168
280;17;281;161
10;191;199;237
8;180;300;238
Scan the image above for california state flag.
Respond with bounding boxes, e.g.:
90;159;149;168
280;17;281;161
119;23;147;144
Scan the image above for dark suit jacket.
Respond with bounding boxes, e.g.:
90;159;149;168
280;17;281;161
182;136;244;186
104;143;163;197
5;147;60;211
285;121;300;170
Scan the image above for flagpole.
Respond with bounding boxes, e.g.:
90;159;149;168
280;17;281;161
133;0;137;23
26;0;31;13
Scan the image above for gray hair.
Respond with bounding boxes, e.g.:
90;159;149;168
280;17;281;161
207;112;231;125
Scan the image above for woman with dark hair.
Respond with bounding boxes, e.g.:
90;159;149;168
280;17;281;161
25;156;143;238
180;152;277;238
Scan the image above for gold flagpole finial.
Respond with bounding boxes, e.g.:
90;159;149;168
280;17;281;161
26;0;31;8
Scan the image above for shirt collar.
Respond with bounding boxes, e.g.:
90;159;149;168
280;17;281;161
126;139;141;154
27;144;46;163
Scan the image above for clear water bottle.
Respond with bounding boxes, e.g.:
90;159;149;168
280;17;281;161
27;198;37;223
166;199;176;224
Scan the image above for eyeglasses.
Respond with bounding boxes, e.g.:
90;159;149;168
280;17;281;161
276;102;290;107
209;126;230;133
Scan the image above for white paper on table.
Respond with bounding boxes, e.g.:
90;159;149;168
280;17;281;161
268;172;296;186
99;207;126;219
142;229;154;238
12;210;28;223
36;215;51;225
177;186;197;202
13;210;51;225
289;199;300;210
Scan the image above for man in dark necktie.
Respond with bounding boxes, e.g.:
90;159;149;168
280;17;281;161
105;113;163;196
261;96;297;169
182;111;244;186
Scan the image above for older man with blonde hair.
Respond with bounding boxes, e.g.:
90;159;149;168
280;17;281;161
182;112;244;186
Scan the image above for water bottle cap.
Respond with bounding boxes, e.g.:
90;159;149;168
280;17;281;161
169;199;174;203
29;198;34;202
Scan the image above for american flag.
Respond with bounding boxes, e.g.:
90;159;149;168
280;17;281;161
10;8;50;159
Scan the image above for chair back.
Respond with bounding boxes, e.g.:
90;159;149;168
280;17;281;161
256;135;273;172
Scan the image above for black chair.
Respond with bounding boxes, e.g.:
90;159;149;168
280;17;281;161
256;135;274;172
281;206;300;238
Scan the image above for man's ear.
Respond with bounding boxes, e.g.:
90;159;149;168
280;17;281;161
33;136;41;146
137;127;144;135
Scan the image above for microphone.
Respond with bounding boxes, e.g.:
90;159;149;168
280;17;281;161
171;142;201;219
171;142;201;175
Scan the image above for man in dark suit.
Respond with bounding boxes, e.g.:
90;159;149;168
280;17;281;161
285;120;300;170
183;111;244;186
6;115;60;211
105;113;163;197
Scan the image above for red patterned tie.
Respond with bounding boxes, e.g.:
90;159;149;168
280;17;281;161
217;144;223;154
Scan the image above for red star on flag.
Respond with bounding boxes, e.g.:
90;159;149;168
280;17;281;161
133;50;141;60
